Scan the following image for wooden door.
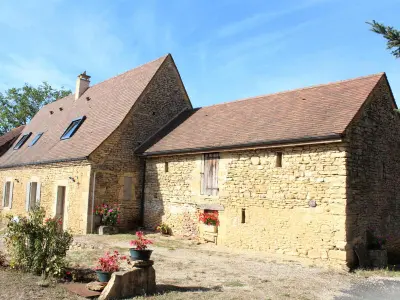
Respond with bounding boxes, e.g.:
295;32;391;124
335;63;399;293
203;153;219;196
56;186;66;228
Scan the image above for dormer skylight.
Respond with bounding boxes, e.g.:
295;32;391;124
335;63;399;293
60;116;86;140
29;132;44;147
13;132;32;150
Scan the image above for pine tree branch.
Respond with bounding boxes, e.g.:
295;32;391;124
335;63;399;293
367;20;400;58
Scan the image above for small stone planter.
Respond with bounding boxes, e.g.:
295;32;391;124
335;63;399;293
368;249;388;269
98;226;119;235
203;224;217;233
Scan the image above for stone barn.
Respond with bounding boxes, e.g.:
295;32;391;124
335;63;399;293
138;72;400;268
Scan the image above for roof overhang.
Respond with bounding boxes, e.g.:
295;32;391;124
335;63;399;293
140;133;344;158
0;156;89;169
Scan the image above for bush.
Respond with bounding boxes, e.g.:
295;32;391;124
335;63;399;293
5;207;73;278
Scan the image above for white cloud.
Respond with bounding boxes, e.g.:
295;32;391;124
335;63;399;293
0;54;73;90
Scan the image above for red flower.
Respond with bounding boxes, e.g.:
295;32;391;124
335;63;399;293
199;211;219;226
129;231;153;250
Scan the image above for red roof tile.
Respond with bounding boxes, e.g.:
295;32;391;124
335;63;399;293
0;55;168;167
0;125;25;148
143;73;385;155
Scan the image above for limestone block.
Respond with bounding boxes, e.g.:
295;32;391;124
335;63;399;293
99;267;156;300
328;250;346;261
251;157;260;165
307;249;321;259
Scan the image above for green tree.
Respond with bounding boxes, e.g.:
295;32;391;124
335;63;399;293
367;20;400;58
0;82;71;135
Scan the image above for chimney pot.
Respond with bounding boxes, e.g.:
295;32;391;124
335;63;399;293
75;71;91;100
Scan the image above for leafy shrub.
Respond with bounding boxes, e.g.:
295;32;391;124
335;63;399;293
94;203;121;226
5;207;73;278
156;223;170;235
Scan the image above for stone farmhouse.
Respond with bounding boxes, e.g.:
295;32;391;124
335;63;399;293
1;54;399;268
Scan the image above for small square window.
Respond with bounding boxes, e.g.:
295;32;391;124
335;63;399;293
61;116;86;140
14;132;32;150
276;152;283;168
29;132;44;147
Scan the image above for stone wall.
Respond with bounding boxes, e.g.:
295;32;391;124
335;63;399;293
345;76;400;263
144;143;349;266
89;55;191;231
0;161;91;234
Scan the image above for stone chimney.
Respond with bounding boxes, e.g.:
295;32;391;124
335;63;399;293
75;71;91;100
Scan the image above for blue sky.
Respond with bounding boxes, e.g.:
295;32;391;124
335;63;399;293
0;0;398;107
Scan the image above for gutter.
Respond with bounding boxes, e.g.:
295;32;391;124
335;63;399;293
0;156;89;169
91;171;97;234
139;158;146;227
140;134;344;157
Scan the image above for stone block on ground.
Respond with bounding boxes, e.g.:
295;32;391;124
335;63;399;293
86;281;107;292
98;226;119;235
99;266;156;300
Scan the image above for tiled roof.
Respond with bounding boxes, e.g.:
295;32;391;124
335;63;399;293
0;125;25;148
0;55;168;167
142;73;386;155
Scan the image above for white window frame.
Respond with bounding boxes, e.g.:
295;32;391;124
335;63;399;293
25;181;41;211
2;180;14;209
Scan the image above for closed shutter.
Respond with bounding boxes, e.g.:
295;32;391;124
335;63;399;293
2;182;6;207
9;181;14;208
36;183;41;206
25;182;31;212
203;153;219;196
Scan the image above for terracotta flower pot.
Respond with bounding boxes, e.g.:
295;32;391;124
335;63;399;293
129;249;153;261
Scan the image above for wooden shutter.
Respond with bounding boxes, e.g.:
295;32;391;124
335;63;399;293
9;181;14;208
36;183;41;206
203;153;219;196
25;182;31;212
2;182;6;207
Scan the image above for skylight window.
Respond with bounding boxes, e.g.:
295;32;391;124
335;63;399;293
60;116;86;140
13;132;32;150
29;132;44;147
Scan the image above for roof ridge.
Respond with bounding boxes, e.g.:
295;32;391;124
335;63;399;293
196;72;385;109
55;54;169;101
83;54;169;92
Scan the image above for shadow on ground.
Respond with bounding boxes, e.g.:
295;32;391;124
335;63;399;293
156;284;223;294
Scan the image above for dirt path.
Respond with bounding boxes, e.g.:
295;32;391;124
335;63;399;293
1;232;394;299
69;233;360;299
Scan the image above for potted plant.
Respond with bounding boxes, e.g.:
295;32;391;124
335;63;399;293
199;211;219;233
94;203;121;234
94;250;127;282
129;231;153;261
156;223;170;235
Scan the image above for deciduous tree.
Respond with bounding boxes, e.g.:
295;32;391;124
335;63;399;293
0;82;71;135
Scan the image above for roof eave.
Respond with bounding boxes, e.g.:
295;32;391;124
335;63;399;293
0;156;89;169
139;133;344;157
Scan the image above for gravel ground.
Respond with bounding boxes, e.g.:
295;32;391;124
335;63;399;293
1;233;400;299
